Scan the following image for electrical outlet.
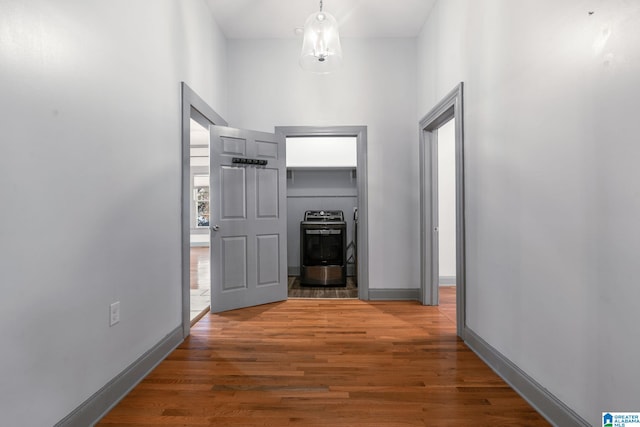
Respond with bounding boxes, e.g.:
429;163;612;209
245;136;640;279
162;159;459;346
110;301;120;326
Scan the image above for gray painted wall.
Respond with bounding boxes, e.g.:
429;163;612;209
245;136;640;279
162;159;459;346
417;1;640;425
227;37;419;291
0;1;227;425
287;169;357;274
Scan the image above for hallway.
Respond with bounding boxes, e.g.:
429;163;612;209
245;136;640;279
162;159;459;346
98;294;548;426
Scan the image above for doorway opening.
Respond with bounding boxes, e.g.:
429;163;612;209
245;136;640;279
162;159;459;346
276;127;369;300
188;118;211;324
419;83;466;338
181;83;228;337
434;119;457;324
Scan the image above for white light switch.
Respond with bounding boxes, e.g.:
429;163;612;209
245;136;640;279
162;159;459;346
110;301;120;326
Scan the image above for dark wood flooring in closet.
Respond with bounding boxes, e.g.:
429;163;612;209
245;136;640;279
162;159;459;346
288;276;358;298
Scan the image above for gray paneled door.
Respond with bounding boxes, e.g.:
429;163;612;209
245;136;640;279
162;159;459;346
209;126;287;313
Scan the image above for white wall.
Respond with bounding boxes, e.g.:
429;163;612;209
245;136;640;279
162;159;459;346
437;119;456;280
0;1;226;425
286;137;357;167
418;0;640;424
227;37;419;291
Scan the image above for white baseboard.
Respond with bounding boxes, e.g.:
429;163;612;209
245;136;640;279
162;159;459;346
439;276;456;285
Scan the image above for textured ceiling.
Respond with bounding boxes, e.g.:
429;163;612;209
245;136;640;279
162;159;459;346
205;0;436;39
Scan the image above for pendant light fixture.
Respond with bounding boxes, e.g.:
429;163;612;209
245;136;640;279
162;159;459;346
299;0;343;73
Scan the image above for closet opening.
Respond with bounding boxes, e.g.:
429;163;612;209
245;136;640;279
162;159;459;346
275;126;369;300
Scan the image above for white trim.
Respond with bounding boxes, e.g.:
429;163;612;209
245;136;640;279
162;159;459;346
439;276;456;285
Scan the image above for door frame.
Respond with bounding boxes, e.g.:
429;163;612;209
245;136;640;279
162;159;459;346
419;83;466;338
274;126;370;300
180;82;227;338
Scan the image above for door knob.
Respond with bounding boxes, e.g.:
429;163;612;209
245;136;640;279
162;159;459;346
210;224;220;231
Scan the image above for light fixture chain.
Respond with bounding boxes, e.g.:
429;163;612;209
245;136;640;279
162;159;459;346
319;0;323;12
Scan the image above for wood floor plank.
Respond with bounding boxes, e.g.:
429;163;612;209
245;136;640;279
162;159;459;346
98;295;549;426
288;276;358;298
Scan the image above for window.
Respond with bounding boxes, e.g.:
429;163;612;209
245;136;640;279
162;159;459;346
194;175;209;227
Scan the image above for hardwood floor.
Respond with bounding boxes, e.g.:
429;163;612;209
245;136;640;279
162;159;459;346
98;296;549;426
438;286;456;325
288;276;358;298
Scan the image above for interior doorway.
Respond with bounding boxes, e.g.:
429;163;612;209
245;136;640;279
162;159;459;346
181;83;228;337
275;126;369;300
188;118;211;324
286;136;358;298
435;119;457;324
419;83;466;338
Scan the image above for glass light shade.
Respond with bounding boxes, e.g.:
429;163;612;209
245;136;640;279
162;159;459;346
299;11;342;73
